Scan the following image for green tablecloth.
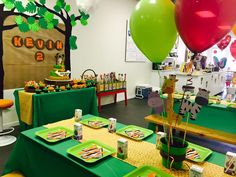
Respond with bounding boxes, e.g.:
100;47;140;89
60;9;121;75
173;101;236;134
14;88;98;131
3;115;225;177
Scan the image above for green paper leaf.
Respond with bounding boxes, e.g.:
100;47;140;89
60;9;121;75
4;1;15;10
29;23;39;32
27;17;35;24
15;15;23;25
39;18;48;29
62;2;66;8
64;4;70;12
80;17;88;26
39;0;45;5
29;0;35;2
71;20;76;27
26;2;37;13
47;22;54;29
18;23;30;32
53;5;61;12
82;14;90;20
79;10;85;16
52;19;59;27
5;0;15;3
70;36;77;50
56;0;62;7
57;0;66;8
37;7;47;16
44;11;54;22
70;14;75;21
14;1;25;13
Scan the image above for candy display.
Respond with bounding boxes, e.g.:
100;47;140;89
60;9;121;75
96;72;127;92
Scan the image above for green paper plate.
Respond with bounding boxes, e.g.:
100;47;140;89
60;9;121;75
80;116;109;129
123;165;173;177
116;125;153;141
35;126;73;143
67;140;116;163
186;142;212;163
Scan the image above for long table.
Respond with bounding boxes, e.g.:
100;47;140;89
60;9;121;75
147;98;236;135
2;115;229;177
14;88;98;131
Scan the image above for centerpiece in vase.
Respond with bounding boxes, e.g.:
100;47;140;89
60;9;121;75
157;74;209;170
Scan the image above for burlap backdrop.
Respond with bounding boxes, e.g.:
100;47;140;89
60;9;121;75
3;16;65;89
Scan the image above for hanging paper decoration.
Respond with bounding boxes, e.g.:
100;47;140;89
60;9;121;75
213;56;227;69
179;88;210;120
217;35;231;50
148;92;166;115
230;40;236;62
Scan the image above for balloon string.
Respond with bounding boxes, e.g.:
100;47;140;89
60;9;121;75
183;112;190;146
157;70;168;141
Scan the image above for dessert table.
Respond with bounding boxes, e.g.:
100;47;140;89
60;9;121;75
2;115;230;177
14;88;98;131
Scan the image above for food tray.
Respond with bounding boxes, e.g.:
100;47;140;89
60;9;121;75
80;117;109;129
35;126;73;143
116;125;153;141
124;165;173;177
67;140;116;163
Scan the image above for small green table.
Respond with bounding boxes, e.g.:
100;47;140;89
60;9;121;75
14;88;98;131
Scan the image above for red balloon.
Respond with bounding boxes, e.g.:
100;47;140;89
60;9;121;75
217;35;231;50
175;0;236;53
230;40;236;61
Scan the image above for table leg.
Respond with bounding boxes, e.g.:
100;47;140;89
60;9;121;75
124;90;128;106
114;93;117;104
98;95;101;112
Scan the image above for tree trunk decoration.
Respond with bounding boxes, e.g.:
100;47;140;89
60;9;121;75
0;0;89;98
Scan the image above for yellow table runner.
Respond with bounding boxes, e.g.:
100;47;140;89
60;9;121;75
18;91;34;125
45;118;230;177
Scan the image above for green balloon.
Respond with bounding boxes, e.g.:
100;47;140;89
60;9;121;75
130;0;177;63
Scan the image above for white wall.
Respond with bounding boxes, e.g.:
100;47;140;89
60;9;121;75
3;0;152;127
71;0;152;102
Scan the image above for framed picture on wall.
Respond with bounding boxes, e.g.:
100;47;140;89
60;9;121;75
125;20;147;62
